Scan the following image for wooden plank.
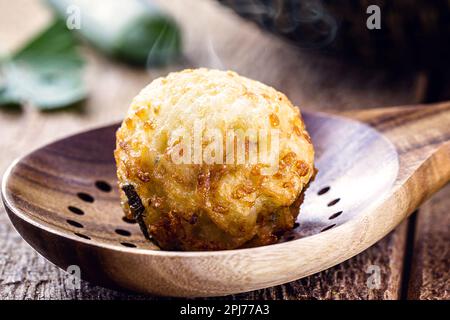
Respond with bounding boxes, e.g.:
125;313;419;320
233;222;409;300
404;66;450;300
407;184;450;300
0;0;427;299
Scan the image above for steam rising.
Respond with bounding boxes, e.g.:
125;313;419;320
206;35;225;70
220;0;338;49
145;0;339;75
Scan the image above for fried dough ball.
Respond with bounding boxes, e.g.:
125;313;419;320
115;68;315;251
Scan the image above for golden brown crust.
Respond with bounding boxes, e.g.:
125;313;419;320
115;68;315;250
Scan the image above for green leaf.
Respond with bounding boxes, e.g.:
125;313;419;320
117;14;182;66
46;0;182;66
0;19;87;110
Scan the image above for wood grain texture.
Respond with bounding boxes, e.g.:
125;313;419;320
407;184;450;300
9;106;444;296
405;72;450;300
232;223;409;300
0;0;439;299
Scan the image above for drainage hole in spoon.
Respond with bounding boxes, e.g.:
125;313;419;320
327;198;340;207
66;219;83;228
122;216;137;224
317;186;330;195
121;242;137;248
95;180;112;192
68;206;84;216
77;192;94;203
320;224;336;232
115;229;131;237
74;232;90;240
329;211;343;220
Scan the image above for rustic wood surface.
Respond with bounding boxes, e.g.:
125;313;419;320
0;0;447;299
405;73;450;301
6;103;448;297
407;184;450;300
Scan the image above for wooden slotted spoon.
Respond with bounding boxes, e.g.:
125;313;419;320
2;102;449;297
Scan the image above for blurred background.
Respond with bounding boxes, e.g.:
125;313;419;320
0;0;448;300
2;1;450;116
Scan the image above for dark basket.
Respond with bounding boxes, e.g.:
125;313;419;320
218;0;450;69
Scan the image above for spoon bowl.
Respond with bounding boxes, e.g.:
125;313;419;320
2;102;449;297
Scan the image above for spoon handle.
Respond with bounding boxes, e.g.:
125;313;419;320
348;101;450;149
348;101;450;206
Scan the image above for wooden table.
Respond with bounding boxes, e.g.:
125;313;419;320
0;0;448;300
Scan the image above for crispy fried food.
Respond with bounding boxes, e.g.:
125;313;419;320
115;68;315;250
